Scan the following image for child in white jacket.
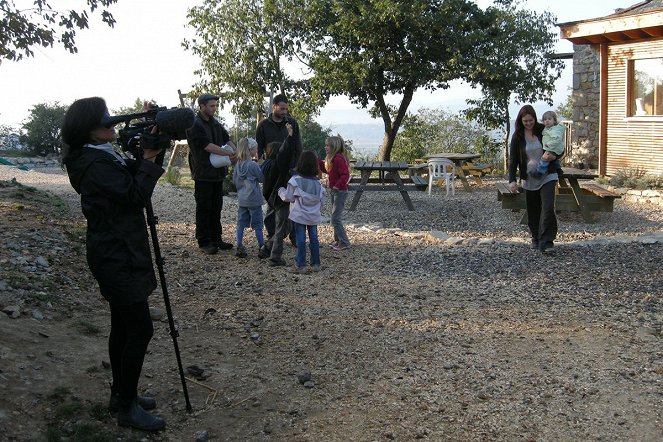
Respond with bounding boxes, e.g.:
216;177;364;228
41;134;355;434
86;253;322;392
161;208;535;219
278;150;326;273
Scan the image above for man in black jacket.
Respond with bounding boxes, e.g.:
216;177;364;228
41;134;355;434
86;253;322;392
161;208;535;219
256;94;302;248
261;123;297;266
186;93;236;255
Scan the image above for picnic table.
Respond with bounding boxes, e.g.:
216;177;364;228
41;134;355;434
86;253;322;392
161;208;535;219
349;161;423;211
496;167;621;223
425;152;484;191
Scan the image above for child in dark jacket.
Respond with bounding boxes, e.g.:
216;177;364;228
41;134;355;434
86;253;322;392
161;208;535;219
262;125;297;266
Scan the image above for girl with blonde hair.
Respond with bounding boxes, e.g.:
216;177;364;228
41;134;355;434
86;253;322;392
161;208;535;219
232;137;265;258
319;136;351;251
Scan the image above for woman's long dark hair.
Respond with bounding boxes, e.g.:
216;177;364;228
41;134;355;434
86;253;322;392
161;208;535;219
511;104;544;142
60;97;108;166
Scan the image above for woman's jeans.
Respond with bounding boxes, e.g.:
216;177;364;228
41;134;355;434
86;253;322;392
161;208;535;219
525;180;558;245
293;222;320;268
330;190;350;246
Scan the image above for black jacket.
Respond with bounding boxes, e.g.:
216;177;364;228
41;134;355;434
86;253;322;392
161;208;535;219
66;148;164;305
255;114;303;162
262;137;296;208
186;112;230;181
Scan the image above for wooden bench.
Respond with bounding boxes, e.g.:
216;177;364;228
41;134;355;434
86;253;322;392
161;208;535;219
462;162;492;185
411;175;428;190
496;183;525;209
581;183;621;200
408;163;428;177
496;182;621;224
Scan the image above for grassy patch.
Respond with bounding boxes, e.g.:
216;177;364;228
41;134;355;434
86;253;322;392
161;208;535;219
47;386;71;402
160;166;182;186
73;320;101;336
44;390;134;442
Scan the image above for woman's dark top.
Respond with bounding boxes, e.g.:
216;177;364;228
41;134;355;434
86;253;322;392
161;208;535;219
66;148;164;305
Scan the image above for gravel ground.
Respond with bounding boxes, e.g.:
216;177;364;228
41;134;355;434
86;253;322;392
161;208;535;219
1;164;661;441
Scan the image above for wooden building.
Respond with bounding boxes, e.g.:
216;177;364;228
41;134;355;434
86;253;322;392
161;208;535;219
559;0;663;176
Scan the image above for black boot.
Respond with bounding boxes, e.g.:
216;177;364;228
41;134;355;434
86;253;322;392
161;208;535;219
117;398;166;431
109;392;157;412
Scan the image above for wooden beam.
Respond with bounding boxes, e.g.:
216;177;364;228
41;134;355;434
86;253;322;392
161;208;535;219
585;35;609;44
603;32;627;42
599;44;608;177
560;11;663;41
641;26;663;37
623;29;649;39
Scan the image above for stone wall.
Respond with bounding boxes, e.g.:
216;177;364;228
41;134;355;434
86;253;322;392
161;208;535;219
570;44;601;169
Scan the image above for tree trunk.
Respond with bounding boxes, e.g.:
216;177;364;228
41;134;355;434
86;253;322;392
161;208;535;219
379;128;397;161
377;84;415;161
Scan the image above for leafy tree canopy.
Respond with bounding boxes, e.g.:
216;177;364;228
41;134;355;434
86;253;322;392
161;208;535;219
0;0;118;63
20;102;67;156
556;91;574;121
392;108;495;164
463;0;563;168
184;0;319;121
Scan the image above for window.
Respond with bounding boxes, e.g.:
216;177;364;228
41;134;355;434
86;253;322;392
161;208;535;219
630;58;663;116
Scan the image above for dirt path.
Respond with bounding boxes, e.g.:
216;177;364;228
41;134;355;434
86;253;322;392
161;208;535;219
0;168;661;441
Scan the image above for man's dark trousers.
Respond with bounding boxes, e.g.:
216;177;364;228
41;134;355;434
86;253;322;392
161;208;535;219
194;180;224;247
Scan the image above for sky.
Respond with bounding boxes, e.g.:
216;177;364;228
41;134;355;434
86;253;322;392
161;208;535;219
0;0;634;131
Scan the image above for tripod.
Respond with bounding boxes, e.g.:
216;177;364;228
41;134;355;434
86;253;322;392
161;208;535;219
145;198;192;412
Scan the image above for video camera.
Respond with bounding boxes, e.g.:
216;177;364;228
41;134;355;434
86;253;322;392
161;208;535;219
102;106;195;160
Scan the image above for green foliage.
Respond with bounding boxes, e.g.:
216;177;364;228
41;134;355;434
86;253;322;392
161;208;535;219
556;91;574;121
20;102;68;156
112;97;155;116
73;320;100;336
392;108;496;164
463;1;564;160
301;119;333;159
161;167;182;186
607;167;663;189
184;0;320;120
0;0;118;63
305;0;489;159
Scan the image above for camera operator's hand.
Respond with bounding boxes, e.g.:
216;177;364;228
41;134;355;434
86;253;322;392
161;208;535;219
142;148;163;163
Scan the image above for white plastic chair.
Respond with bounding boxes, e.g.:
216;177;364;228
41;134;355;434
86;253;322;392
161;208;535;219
427;158;456;195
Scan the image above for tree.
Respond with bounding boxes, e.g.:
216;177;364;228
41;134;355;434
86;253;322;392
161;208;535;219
391;108;492;164
556;91;574;121
303;0;488;160
112;98;154;116
20;102;67;156
0;124;22;150
184;0;320;122
0;0;118;64
462;1;564;170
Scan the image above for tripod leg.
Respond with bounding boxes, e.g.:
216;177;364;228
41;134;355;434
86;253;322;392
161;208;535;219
145;199;192;412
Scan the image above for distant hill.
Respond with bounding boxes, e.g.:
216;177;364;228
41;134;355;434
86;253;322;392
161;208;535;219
326;123;384;156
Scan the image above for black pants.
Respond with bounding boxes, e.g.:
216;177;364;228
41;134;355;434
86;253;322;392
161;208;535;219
525;180;558;245
109;300;154;403
194;180;224;247
264;204;275;239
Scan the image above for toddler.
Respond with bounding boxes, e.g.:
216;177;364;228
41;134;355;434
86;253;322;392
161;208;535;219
232;137;264;258
532;110;565;178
